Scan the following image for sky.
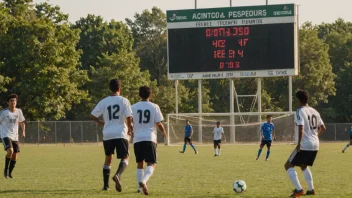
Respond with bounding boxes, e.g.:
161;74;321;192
31;0;352;25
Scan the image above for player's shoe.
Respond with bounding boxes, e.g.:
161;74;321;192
306;189;316;195
8;173;13;179
102;186;110;191
195;151;198;154
179;151;184;153
214;154;217;156
139;182;149;195
112;175;122;192
4;170;8;178
137;187;143;193
342;149;345;153
256;157;259;160
290;189;304;197
265;158;269;161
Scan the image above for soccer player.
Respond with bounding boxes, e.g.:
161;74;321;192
285;90;326;197
213;121;226;156
342;126;352;153
132;86;167;195
0;94;25;179
256;115;276;161
90;79;133;192
179;120;198;154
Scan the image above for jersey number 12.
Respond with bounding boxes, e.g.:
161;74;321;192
107;105;120;120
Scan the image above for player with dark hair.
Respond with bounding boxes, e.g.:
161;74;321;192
179;120;198;154
256;115;276;161
1;94;25;179
342;126;352;153
285;90;326;197
90;79;133;192
213;121;226;156
132;86;167;195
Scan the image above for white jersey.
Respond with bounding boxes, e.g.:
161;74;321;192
296;106;324;151
213;127;224;140
132;101;163;144
91;96;132;141
0;108;25;141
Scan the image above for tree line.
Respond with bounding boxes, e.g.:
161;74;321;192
0;0;350;122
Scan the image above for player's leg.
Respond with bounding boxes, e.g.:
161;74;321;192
140;141;158;195
285;149;304;197
189;139;198;154
179;137;187;153
134;142;144;193
300;151;318;195
256;141;264;160
102;140;114;190
213;140;218;156
217;141;221;156
342;137;352;153
265;141;272;161
112;139;130;192
8;141;20;178
3;138;13;178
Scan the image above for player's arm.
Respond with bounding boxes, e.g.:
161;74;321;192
190;126;193;137
272;129;276;140
222;129;226;142
156;122;167;139
296;110;304;152
90;114;104;126
317;116;326;137
126;116;133;137
20;121;25;138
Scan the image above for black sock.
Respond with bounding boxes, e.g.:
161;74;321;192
115;160;128;178
8;160;16;175
103;167;110;188
4;156;10;172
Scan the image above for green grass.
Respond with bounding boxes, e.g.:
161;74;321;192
0;143;351;198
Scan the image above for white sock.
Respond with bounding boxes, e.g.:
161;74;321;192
303;168;314;190
214;149;217;155
142;166;155;184
218;149;221;155
287;168;302;190
136;169;144;188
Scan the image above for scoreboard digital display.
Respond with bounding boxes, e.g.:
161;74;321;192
167;4;298;80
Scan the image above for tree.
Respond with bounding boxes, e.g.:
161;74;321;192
0;2;89;120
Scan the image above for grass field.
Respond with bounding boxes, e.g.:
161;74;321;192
0;143;351;198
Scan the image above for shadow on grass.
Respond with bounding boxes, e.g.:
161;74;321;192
0;189;132;196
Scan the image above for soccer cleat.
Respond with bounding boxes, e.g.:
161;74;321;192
112;175;122;192
256;157;259;161
195;151;198;154
8;173;13;179
290;189;304;197
102;186;110;191
137;187;143;193
265;158;269;161
306;189;316;195
139;182;149;195
179;151;184;153
342;150;345;153
4;170;8;178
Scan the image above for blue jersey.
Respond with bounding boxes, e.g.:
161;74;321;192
261;122;275;140
185;125;192;137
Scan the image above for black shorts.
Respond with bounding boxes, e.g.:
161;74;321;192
214;140;221;145
260;140;272;147
2;137;20;153
288;149;318;166
134;141;157;164
184;137;192;144
103;138;129;158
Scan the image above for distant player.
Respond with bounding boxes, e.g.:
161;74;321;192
213;121;226;156
90;79;133;192
179;120;198;154
132;86;167;195
0;94;25;179
285;90;326;197
256;115;276;161
342;126;352;153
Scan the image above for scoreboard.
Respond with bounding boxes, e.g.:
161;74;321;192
167;4;299;80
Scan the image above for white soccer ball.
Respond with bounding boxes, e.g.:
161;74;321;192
233;180;246;193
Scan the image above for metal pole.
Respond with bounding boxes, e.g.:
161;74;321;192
230;0;232;7
266;0;268;5
69;122;72;146
37;121;40;146
198;79;202;143
334;124;336;141
167;115;170;145
230;79;235;143
195;0;197;9
289;76;293;113
81;122;83;145
55;121;57;145
175;80;178;114
257;78;262;141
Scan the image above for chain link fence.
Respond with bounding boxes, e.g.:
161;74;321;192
2;121;350;145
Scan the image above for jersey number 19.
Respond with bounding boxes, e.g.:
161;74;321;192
137;110;150;123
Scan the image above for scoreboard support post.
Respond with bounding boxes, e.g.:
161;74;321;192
289;76;293;113
230;79;235;143
198;79;202;143
175;80;178;114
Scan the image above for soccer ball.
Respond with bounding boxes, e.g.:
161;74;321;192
233;180;246;193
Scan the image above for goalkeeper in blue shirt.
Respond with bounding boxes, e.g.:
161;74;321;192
179;120;198;154
256;115;276;161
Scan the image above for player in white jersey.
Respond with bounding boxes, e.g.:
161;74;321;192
132;86;167;195
90;79;133;192
285;90;326;197
0;94;25;179
213;121;226;156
